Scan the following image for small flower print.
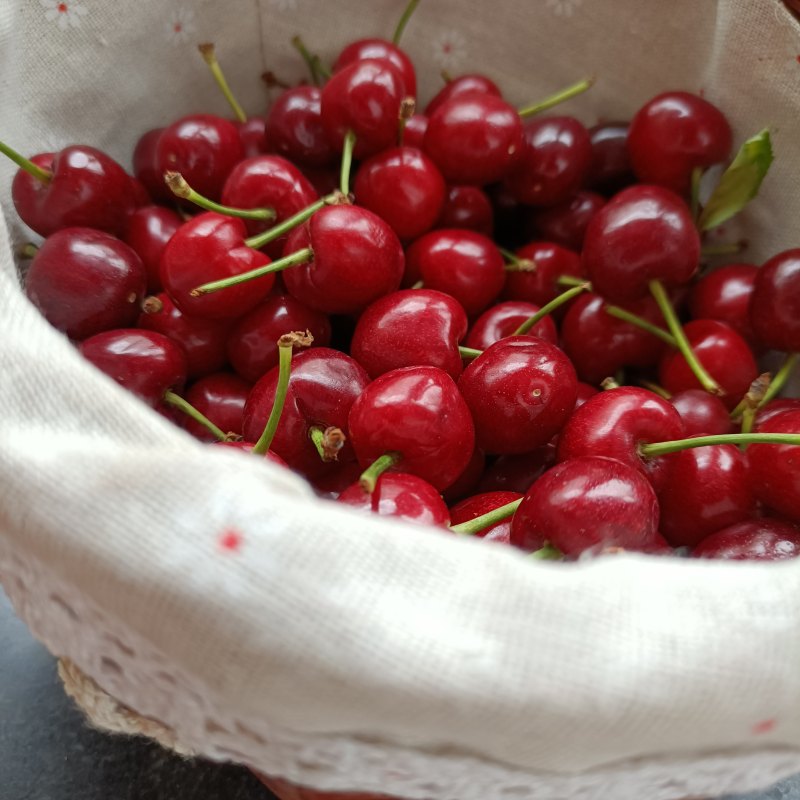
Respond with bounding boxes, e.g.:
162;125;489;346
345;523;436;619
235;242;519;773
268;0;298;11
546;0;583;17
218;528;244;553
431;30;467;71
752;718;777;735
165;8;197;44
40;0;88;30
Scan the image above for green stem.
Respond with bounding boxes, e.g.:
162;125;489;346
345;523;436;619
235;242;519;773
165;172;274;220
291;36;323;86
397;97;416;146
740;407;756;435
513;283;588;336
690;166;703;222
18;242;39;259
410;280;424;289
0;140;51;183
701;241;745;258
649;279;722;395
197;43;248;124
309;426;346;462
498;246;520;264
192;247;313;295
360;453;402;493
760;353;799;408
245;194;340;250
340;130;357;196
640;380;671;400
640;433;800;458
556;274;586;289
450;499;522;535
163;390;226;441
392;0;421;45
518;77;594;118
314;56;332;80
458;346;483;359
604;305;677;347
529;544;563;560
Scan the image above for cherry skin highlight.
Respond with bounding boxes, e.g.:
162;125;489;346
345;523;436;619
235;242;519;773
692;519;800;561
334;38;417;99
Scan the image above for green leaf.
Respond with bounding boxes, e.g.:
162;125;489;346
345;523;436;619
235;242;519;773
698;128;773;232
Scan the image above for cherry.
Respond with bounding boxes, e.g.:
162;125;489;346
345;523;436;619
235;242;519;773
688;264;758;345
755;399;800;430
313;461;364;500
215;439;288;467
458;336;577;454
502;241;583;308
669;389;734;436
137;293;230;380
529;190;605;251
586;122;634;194
129;178;151;210
25;228;145;341
627;91;732;195
338;473;449;528
236;117;269;158
464;300;558;350
350;289;468;381
182;372;250;442
582;185;700;303
692;519;800;561
424;74;502;116
334;39;417;100
436;185;494;237
575;381;599;409
156;114;244;202
423;94;524;185
353;146;446;241
657;443;754;548
404;229;505;316
265;86;336;168
749;249;800;352
348;366;475;491
123;205;182;293
227;292;331;383
510;456;661;556
78;329;187;406
658;320;758;409
504;116;592;207
301;165;341;197
442;447;486;503
402;114;429;149
450;491;522;544
133;128;173;204
477;446;556;495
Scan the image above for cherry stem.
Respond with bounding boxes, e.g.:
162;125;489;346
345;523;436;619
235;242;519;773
440;69;453;83
450;498;522;535
690;166;703;221
513;282;589;336
165;172;275;221
649;279;722;395
17;242;39;259
556;274;585;288
641;433;800;458
392;0;421;45
410;280;424;289
291;36;323;86
760;353;799;408
397;97;416;146
640;380;671;399
197;43;248;124
0;140;51;183
458;346;483;360
359;452;401;493
701;241;745;257
163;390;226;441
601;377;621;390
340;130;357;196
518;77;595;118
529;544;563;560
604;305;678;347
192;247;314;295
309;425;346;462
252;331;313;455
499;247;536;272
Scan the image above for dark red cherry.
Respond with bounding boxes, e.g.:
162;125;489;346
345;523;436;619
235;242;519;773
423;94;524;185
669;389;734;436
156;114;244;202
25;228;145;341
236;117;269;158
458;336;577;455
354;146;446;241
658;443;754;548
450;491;522;544
348;366;475;491
11;147;134;238
437;185;494;236
338;473;449;528
658;320;758;410
137;293;230;380
442;447;486;503
320;59;406;159
129;177;151;210
582;185;700;303
586;122;634;194
627;92;732;195
477;445;556;495
313;461;364;500
502;241;583;308
265;86;336;168
123;205;182;293
301;165;340;197
214;439;288;468
510;456;660;556
78;329;187;406
402;114;429;149
182;372;250;442
530;190;605;251
282;205;404;315
404;229;505;316
160;212;274;319
424;74;502;117
133;128;173;204
755;399;800;430
334;38;417;99
464;300;558;350
505;116;592;207
692;519;800;561
227;293;331;383
689;264;758;344
750;249;800;352
575;382;599;409
350;289;468;381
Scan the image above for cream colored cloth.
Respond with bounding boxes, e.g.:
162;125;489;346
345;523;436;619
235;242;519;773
2;2;800;798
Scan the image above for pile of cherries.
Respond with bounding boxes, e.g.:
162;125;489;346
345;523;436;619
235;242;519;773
7;3;800;563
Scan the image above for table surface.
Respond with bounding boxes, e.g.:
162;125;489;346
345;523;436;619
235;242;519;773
2;588;798;800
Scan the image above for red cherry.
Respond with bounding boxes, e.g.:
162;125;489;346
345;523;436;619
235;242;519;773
749;249;800;352
350;289;468;381
25;228;145;340
575;381;599;409
334;38;417;99
627;92;732;195
505;117;592;207
436;185;494;237
669;389;734;436
464;300;558;350
79;329;187;406
510;456;661;556
123;205;182;293
658;320;758;409
458;336;577;455
404;229;505;316
133;128;173;204
301;165;341;197
182;372;250;442
354;146;446;241
313;461;364;500
582;185;700;303
338;473;450;528
755;399;800;430
692;519;800;561
424;74;502;117
129;177;151;210
450;491;522;544
402;114;429;149
265;86;336;168
156;114;244;202
423;94;524;185
530;190;605;251
689;264;758;344
586;122;634;194
477;446;556;494
215;439;288;468
227;293;331;383
502;241;583;308
442;447;486;503
236;117;269;158
348;366;475;491
11;146;134;237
